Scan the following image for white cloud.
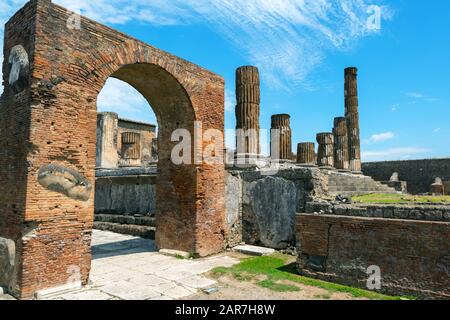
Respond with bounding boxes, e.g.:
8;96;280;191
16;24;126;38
405;92;439;102
362;147;429;162
370;131;395;142
433;128;441;133
1;0;394;92
405;92;425;99
97;78;157;124
225;89;236;113
51;0;393;90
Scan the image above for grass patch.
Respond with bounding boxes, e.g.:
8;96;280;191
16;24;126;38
211;254;409;300
352;193;450;204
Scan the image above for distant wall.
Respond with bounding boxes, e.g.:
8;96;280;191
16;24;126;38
296;213;450;299
362;158;450;194
95;172;156;215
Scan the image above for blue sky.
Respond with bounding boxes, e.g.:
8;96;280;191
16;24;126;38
1;0;449;161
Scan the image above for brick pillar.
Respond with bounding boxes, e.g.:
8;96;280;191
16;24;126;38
235;66;260;156
333;117;350;171
317;133;334;168
345;67;362;173
271;114;292;161
96;112;118;169
297;142;316;166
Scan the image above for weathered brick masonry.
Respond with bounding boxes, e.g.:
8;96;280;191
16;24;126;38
296;214;450;299
0;0;226;299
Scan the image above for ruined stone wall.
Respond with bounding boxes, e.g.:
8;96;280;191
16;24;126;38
225;167;327;249
362;158;450;195
296;213;450;299
95;169;156;215
306;201;450;222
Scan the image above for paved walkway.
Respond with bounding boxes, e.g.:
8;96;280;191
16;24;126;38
48;230;239;300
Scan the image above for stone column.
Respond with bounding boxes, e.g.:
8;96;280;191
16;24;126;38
96;112;119;168
345;67;362;172
235;66;260;156
271;114;292;161
296;142;316;166
316;133;334;168
333;117;350;171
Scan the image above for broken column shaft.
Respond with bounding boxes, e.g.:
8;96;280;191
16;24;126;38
271;114;292;160
316;132;334;168
297;142;316;166
235;66;261;155
96;112;118;169
345;67;362;172
333;117;350;171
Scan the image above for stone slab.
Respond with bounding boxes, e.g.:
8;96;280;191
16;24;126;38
233;245;275;256
159;249;191;259
35;281;82;300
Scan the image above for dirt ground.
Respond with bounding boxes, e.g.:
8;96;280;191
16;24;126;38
186;274;366;300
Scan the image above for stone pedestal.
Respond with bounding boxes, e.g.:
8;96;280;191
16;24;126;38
96;112;119;169
297;142;316;166
235;66;260;155
345;67;362;173
333;117;350;171
317;133;334;168
271;114;292;161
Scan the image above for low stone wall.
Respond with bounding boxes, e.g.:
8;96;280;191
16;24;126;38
362;158;450;195
226;166;327;249
296;213;450;299
95;168;156;215
306;202;450;222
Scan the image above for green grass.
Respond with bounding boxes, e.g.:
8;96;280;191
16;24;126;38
211;254;410;300
352;193;450;204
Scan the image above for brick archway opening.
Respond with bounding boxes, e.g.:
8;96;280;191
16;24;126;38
94;63;197;253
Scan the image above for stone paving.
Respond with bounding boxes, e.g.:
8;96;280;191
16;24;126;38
46;230;239;300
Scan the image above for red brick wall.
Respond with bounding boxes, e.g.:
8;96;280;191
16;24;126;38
296;214;450;299
0;0;226;299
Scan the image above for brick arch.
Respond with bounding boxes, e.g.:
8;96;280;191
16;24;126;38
0;0;225;299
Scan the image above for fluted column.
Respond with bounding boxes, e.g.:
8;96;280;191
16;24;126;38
345;67;362;172
270;114;292;160
316;133;334;168
96;112;118;168
235;66;260;155
333;117;350;171
297;142;316;166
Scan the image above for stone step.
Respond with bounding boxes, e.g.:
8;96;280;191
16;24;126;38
328;173;398;195
94;214;155;227
93;222;155;239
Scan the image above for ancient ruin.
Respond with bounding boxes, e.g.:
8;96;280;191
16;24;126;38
0;0;449;302
316;133;334;168
235;66;261;157
0;0;225;299
345;67;362;173
271;114;293;161
296;143;316;166
333;117;350;171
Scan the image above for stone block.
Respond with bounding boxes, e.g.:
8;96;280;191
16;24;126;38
233;245;275;256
